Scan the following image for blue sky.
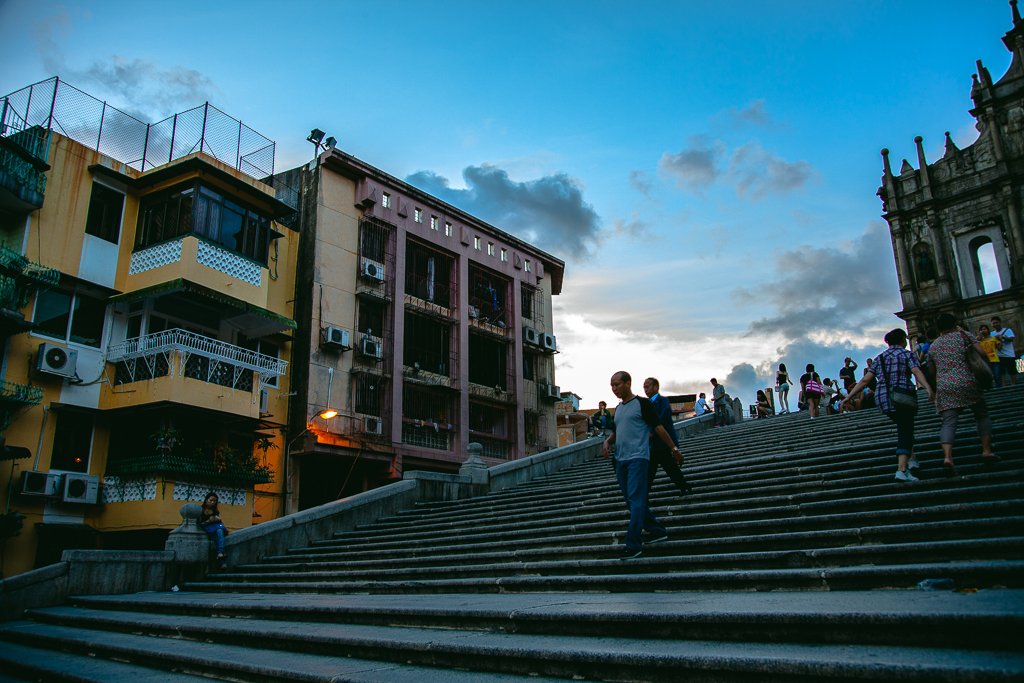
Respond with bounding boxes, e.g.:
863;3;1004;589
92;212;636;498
0;0;1014;407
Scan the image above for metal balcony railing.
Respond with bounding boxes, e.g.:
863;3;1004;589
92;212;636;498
0;380;43;433
107;328;287;397
0;244;61;312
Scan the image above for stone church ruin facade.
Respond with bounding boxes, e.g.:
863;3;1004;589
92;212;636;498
879;1;1024;343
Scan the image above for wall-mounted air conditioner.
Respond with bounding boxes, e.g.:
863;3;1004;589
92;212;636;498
364;417;382;435
320;325;350;350
541;333;557;353
259;388;270;415
20;470;61;497
540;383;561;400
523;326;540;346
60;473;100;504
37;343;79;380
361;260;385;281
360;337;383;359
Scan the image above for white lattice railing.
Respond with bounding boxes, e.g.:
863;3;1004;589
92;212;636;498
129;238;184;275
107;328;287;396
196;240;262;286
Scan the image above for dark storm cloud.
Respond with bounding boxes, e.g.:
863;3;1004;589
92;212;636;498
734;221;898;340
405;164;602;261
658;134;726;192
726;142;818;201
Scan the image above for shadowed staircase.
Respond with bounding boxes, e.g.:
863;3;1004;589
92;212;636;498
2;384;1023;681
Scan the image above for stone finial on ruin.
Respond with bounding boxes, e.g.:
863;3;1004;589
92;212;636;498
881;148;893;178
944;131;960;158
1013;0;1022;26
977;60;993;87
914;136;928;168
900;158;914;175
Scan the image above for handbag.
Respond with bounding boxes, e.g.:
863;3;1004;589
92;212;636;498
881;353;918;414
805;376;823;395
962;331;994;390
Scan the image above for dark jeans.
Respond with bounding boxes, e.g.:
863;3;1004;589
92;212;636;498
648;448;689;495
887;409;915;456
990;361;1002;388
206;527;226;556
615;458;666;550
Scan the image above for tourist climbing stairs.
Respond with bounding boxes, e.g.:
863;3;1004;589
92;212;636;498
2;383;1023;681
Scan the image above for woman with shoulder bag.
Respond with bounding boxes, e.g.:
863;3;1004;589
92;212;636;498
844;328;935;482
800;364;823;418
927;313;998;476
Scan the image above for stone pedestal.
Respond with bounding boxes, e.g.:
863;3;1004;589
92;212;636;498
164;503;209;563
459;442;489;485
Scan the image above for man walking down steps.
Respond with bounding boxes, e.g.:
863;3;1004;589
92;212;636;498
602;370;682;559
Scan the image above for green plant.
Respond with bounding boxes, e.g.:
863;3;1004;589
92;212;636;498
151;428;183;455
191;441;274;482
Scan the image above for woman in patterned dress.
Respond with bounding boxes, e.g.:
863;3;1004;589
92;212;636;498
927;313;998;477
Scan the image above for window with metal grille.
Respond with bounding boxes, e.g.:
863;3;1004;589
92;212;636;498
404;312;451;376
354;373;382;416
405;238;455;308
358;299;385;336
469;334;507;389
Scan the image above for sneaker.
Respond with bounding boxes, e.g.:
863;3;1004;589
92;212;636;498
894;469;919;483
645;530;669;545
619;547;643;560
907;459;920;471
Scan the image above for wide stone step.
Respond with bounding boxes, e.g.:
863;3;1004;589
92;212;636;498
66;589;1024;651
330;480;1024;546
14;605;1024;682
0;619;570;683
288;503;1024;563
396;442;1024;521
185;560;1024;595
225;537;1024;583
0;640;215;683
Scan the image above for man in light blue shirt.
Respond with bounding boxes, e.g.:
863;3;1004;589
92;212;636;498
602;371;681;560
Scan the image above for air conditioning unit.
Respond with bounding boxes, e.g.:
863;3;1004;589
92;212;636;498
541;333;557;353
468;305;480;319
361;260;385;281
60;473;99;504
360;336;383;359
364;417;382;435
37;343;79;379
540;383;561;400
523;326;540;346
20;470;61;497
321;325;350;350
259;388;270;415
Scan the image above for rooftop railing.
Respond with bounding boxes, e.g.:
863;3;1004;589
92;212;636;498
1;77;276;178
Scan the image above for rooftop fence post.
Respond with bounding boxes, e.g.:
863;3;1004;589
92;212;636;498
1;99;8;137
141;123;150;172
24;85;33;128
169;113;178;163
45;76;59;133
96;102;106;149
200;103;209;157
236;119;242;171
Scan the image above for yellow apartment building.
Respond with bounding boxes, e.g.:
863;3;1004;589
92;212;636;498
0;78;297;578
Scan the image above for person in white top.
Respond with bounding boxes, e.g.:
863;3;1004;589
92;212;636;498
991;316;1017;387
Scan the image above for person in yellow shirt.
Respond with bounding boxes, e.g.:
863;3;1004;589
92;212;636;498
978;324;1002;388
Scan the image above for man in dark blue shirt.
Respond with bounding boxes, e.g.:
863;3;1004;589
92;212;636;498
643;378;690;498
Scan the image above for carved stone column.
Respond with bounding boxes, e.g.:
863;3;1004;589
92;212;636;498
889;223;917;310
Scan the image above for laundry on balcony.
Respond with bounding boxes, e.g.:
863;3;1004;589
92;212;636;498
106;328;288;395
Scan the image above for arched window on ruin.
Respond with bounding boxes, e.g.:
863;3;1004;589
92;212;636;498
912;242;937;284
968;235;1006;296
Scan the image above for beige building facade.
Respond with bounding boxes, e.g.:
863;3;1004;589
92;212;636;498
284;148;565;511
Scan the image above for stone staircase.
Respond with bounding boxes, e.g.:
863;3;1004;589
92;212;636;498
2;384;1023;681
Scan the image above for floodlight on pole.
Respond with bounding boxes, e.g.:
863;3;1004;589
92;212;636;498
318;367;337;420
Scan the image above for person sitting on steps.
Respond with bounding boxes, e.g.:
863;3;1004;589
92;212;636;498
199;492;229;570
